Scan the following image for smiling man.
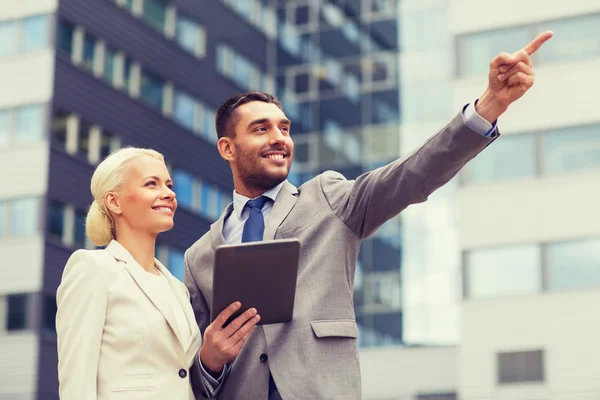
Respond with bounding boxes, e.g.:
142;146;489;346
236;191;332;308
184;31;553;400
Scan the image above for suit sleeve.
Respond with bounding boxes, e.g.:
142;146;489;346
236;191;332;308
321;110;498;239
56;250;108;400
184;248;229;399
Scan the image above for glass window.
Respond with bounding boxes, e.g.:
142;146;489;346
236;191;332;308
74;209;87;249
7;294;28;331
81;32;96;71
15;104;45;143
543;124;600;175
143;0;167;32
0;201;5;239
77;119;92;159
173;169;193;209
123;57;134;93
233;54;252;89
0;108;10;147
168;249;185;281
547;238;600;291
104;47;118;85
43;294;57;333
176;16;204;56
46;200;64;239
203;106;217;141
57;20;74;57
21;15;49;52
457;27;530;77
538;14;600;64
465;133;536;183
11;198;39;237
0;21;17;57
140;70;165;110
99;132;113;161
467;245;541;299
199;182;211;217
51;109;69;149
173;91;197;131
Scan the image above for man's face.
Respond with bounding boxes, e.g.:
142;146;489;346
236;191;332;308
225;101;294;192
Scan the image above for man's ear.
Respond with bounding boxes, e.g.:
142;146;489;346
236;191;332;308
105;192;123;216
217;137;235;163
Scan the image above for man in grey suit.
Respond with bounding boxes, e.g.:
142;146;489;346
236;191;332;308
184;32;553;399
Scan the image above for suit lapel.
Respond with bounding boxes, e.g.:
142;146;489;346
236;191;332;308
210;202;233;249
104;241;183;351
264;181;299;240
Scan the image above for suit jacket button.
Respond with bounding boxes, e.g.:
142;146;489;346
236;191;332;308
179;369;187;378
260;353;268;363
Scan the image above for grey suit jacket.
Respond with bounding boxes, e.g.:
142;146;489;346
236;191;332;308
184;113;497;399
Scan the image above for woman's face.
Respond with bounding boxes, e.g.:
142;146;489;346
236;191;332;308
110;155;177;237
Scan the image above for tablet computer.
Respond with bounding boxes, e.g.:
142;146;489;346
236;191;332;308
211;238;301;326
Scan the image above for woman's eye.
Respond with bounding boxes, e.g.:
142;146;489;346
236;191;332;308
145;181;157;187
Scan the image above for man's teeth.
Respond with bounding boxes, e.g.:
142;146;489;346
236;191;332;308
265;154;284;159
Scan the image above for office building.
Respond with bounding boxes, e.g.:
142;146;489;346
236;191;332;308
274;0;404;347
0;0;275;398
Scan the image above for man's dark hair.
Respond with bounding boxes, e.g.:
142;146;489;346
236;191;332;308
215;92;283;139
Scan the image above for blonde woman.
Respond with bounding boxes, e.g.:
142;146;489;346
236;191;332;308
56;148;260;399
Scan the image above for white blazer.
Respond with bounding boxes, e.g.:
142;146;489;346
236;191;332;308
56;240;216;399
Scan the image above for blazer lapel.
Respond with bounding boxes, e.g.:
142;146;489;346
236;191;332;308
210;203;233;249
154;260;201;354
264;181;299;240
104;241;182;351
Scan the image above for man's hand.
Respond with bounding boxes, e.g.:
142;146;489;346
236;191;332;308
199;301;260;376
476;31;553;123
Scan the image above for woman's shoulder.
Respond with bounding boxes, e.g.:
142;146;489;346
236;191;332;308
63;248;120;281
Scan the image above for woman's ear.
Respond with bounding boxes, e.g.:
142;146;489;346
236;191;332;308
217;137;235;163
105;192;123;216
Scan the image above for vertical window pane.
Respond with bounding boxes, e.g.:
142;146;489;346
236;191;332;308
140;70;165;110
173;170;193;209
46;200;64;239
143;0;167;32
104;47;117;85
82;33;95;71
199;182;211;217
547;238;600;291
543;124;600;174
173;91;196;131
466;134;536;183
123;57;133;93
0;108;10;147
233;55;252;89
467;245;541;299
21;15;49;52
43;295;57;333
7;294;28;331
16;104;44;143
203;106;217;141
57;20;74;57
12;198;39;237
0;21;17;57
77;120;92;160
51;109;69;149
74;209;87;249
99;133;113;161
0;201;5;239
168;249;185;281
176;16;203;56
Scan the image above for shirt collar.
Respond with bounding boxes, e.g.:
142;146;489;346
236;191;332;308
232;180;286;219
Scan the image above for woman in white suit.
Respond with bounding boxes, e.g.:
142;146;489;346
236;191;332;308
56;148;260;399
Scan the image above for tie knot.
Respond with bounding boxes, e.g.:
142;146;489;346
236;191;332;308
245;196;269;211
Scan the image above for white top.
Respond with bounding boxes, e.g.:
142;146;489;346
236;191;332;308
145;270;192;349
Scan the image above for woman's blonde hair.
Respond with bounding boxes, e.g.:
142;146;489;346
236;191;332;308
86;147;165;246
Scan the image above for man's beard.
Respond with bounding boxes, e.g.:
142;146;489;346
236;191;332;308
235;145;290;192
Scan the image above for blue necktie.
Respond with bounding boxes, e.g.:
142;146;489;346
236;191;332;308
241;196;269;243
240;196;277;395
